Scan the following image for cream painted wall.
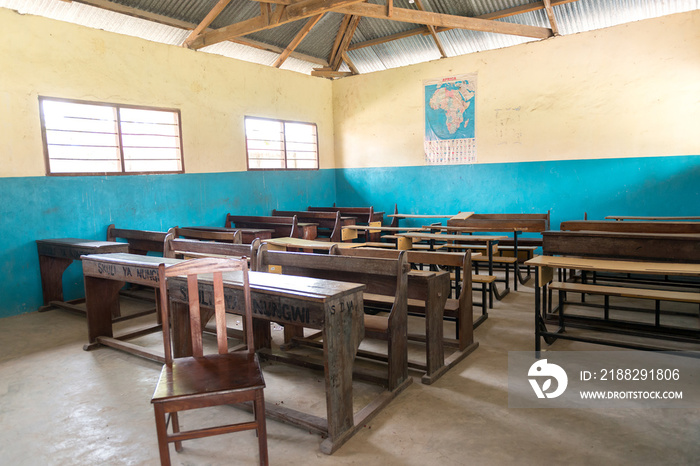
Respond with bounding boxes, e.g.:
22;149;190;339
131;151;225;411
0;7;334;177
332;10;700;168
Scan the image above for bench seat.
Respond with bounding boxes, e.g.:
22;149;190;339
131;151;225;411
549;282;700;304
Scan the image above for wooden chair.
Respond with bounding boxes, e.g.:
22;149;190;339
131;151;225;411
151;257;268;465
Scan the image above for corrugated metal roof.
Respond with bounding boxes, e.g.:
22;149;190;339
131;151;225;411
1;0;698;77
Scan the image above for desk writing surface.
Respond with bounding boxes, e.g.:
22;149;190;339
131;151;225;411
525;255;700;277
37;238;129;259
388;214;456;219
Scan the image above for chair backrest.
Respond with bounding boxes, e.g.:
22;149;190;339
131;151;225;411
158;257;253;364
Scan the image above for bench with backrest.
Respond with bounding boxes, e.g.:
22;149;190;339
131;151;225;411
334;247;490;331
257;245;410;390
271;209;355;242
225;214;317;240
308;205;384;241
106;224;174;255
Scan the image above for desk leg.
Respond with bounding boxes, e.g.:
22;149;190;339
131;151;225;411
423;278;448;381
38;255;72;309
83;276;124;350
319;290;364;454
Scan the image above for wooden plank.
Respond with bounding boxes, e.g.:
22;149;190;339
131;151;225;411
449;212;474;221
542;0;560;35
549;282;700;303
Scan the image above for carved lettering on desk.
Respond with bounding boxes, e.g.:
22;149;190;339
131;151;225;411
135;267;159;283
252;301;310;324
330;299;356;316
97;262;116;276
122;266;133;277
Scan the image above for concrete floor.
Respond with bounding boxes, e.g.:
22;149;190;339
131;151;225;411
1;277;699;466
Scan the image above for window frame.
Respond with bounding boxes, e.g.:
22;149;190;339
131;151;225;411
244;116;319;171
39;96;185;176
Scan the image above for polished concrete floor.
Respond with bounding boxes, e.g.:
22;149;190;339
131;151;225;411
1;277;699;465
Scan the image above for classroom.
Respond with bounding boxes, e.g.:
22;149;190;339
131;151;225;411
0;1;699;465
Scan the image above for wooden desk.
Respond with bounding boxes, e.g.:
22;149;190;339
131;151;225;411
36;238;129;315
182;226;274;243
81;253;382;454
525;255;700;351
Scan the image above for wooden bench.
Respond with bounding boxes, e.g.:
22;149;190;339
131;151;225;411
225;214;318;240
548;281;700;343
308;205;384;241
272;209;355;242
179;225;274;243
174;226;242;243
106;224;174;255
257;246;411;390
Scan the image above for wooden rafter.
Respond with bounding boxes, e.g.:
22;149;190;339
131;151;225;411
414;0;447;58
331;15;360;71
341;51;359;75
182;0;233;48
333;2;553;40
328;14;352;66
542;0;561;36
274;14;324;68
310;69;353;78
187;0;367;50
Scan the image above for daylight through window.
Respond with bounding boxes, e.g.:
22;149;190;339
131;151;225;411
40;97;184;175
245;117;318;170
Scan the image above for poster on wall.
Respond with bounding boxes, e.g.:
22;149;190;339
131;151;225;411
424;73;477;165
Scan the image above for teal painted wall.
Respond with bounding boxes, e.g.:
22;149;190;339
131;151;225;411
0;170;335;318
334;155;700;229
2;155;698;318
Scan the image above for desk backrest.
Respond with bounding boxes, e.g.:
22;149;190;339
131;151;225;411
164;233;260;269
257;245;408;324
106;224;173;255
175;226;242;243
225;214;299;238
560;220;700;234
543;230;700;263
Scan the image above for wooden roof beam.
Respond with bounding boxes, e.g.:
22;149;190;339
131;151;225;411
331;15;360;71
188;0;367;50
182;0;233;48
334;2;554;40
274;14;324;68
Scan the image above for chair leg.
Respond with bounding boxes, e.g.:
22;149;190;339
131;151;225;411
153;404;171;466
255;390;269;466
171;411;183;452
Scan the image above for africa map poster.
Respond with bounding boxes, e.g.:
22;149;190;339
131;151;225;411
424;73;476;165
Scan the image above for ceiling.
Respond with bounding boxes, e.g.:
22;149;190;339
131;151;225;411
2;0;698;77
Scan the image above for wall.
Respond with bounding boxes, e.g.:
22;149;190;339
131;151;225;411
0;8;335;317
332;11;700;227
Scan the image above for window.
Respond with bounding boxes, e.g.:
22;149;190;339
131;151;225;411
245;117;318;170
39;97;184;175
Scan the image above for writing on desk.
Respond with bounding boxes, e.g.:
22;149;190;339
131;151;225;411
253;300;310;324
